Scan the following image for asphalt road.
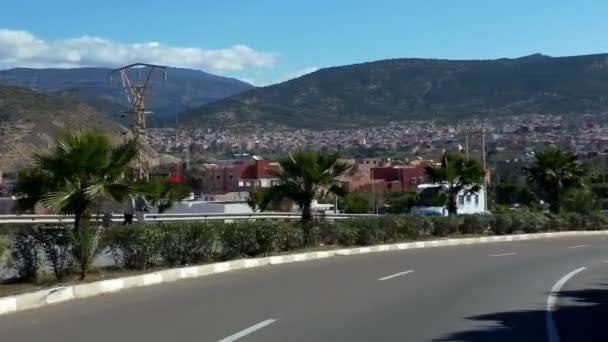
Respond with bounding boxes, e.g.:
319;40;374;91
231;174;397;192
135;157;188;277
1;236;608;342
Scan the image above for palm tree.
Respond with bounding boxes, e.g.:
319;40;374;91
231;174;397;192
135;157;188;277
259;151;350;222
14;131;138;279
15;131;138;230
136;176;188;213
424;153;484;216
523;148;588;213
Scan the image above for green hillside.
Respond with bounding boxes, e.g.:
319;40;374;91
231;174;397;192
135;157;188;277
182;53;608;129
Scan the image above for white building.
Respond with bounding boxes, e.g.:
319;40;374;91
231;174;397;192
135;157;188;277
163;200;253;215
411;183;487;216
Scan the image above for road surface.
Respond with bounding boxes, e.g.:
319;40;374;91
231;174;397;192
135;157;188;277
1;236;608;342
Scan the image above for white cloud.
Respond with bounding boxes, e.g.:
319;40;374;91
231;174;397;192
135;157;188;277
0;29;276;72
281;66;320;81
241;66;320;87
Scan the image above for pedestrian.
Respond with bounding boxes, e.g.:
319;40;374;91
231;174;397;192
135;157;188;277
134;195;149;223
123;197;134;225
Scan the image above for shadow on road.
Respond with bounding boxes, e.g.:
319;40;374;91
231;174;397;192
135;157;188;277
434;283;608;342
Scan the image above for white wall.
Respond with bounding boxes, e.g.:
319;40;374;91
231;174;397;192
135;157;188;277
163;201;253;214
456;187;486;214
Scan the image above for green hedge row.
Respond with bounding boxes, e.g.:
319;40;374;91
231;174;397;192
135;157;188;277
2;211;608;283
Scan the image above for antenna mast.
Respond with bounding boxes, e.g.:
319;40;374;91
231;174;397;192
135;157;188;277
110;63;167;181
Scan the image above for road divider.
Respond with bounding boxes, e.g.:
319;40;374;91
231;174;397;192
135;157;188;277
1;230;607;317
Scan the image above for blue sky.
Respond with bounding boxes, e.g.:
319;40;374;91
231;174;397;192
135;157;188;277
2;0;608;85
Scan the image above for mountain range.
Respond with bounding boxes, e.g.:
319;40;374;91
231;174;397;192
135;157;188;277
0;67;254;126
181;53;608;129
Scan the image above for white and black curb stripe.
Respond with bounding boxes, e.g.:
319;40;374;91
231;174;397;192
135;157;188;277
1;230;606;316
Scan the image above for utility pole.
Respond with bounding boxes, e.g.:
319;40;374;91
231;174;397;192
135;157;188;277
465;133;470;161
481;127;488;212
111;63;167;181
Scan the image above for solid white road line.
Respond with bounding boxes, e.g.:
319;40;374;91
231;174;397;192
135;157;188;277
490;253;517;257
568;245;590;249
218;319;277;342
546;267;587;342
378;270;415;281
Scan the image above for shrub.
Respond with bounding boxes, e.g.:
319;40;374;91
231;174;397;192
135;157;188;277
220;221;280;259
491;214;512;235
9;228;40;281
584;211;608;230
382;216;420;242
430;216;462;237
351;218;388;245
560;212;585;230
71;223;103;279
0;233;9;266
103;224;161;269
157;222;220;266
510;212;548;233
460;215;491;234
318;220;358;246
275;223;304;251
36;226;74;281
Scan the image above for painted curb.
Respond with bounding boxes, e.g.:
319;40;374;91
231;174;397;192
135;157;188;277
1;230;607;316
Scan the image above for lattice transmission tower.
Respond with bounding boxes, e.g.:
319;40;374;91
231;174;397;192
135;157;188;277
110;63;167;181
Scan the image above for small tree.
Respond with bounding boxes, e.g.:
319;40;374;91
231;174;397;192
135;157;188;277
523;148;588;214
342;192;370;214
424;154;484;216
137;176;188;213
14;131;138;279
260;151;350;222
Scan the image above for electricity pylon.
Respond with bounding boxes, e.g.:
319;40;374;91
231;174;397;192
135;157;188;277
110;63;167;181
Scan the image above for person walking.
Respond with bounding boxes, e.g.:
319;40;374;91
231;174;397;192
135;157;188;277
134;194;149;223
123;197;135;225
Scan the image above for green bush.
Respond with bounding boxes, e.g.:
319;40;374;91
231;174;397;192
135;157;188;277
103;225;162;269
460;215;491;234
220;221;280;259
157;222;220;266
583;211;608;230
510;212;548;233
317;220;357;246
275;222;304;251
560;212;585;230
0;233;9;266
36;226;74;281
430;216;462;237
350;218;388;245
491;214;512;235
382;216;421;242
9;227;40;281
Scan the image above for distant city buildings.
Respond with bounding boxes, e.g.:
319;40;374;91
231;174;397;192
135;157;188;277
148;114;608;160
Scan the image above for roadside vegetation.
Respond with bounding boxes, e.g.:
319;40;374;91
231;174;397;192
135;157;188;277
1;211;607;292
3;131;608;294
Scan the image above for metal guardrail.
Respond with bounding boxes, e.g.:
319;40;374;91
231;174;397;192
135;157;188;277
0;212;377;224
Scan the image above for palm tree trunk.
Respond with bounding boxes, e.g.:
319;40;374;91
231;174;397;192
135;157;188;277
301;203;313;222
447;192;458;216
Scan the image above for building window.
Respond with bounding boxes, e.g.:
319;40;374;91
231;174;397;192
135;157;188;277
229;175;233;179
410;177;417;185
475;195;479;205
216;175;220;180
238;181;244;187
466;195;471;203
458;196;465;205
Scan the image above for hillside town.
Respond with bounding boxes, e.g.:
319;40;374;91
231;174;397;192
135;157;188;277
148;114;608;157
